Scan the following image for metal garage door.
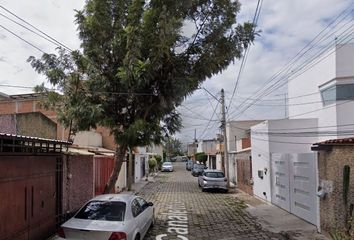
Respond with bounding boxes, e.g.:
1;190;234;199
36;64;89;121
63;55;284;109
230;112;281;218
271;153;318;225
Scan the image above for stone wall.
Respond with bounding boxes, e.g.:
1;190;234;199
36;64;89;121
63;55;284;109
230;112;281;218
0;114;16;134
62;154;94;214
317;146;354;232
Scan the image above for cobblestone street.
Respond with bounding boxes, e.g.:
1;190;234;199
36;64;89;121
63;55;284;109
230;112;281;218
140;162;287;240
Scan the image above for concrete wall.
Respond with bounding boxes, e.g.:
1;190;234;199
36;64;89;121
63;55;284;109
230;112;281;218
0;114;16;134
16;113;57;139
317;145;354;232
251;119;318;202
226;120;263;152
73;131;102;147
116;162;127;191
62;154;94;214
0;113;56;139
0;98;69;140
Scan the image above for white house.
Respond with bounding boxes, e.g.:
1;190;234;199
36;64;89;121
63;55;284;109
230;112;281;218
250;42;354;228
133;144;164;183
225;120;263;184
196;139;218;168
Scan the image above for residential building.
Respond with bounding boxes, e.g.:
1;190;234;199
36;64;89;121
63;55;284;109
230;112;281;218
250;42;354;229
196;139;218;169
226;120;263;185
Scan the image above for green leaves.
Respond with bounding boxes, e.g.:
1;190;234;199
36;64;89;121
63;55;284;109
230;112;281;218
28;0;254;149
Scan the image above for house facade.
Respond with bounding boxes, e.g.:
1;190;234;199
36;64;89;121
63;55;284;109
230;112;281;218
250;42;354;229
226;120;263;185
196;139;218;169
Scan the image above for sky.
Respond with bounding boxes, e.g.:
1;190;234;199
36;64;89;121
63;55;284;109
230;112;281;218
0;0;353;144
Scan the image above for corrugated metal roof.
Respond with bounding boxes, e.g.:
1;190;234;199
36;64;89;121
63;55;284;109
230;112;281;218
315;137;354;145
0;132;70;144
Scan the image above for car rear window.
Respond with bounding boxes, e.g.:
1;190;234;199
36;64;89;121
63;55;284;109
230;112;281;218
194;164;204;169
75;201;126;221
205;172;225;178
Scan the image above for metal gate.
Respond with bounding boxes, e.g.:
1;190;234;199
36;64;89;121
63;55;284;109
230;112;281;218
94;156;114;195
236;158;253;195
0;155;60;240
271;153;318;225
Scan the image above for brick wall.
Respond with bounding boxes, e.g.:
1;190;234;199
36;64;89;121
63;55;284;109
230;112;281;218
317;146;354;232
62;154;94;214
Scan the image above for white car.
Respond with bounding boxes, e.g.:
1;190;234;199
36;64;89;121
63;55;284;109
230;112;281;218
57;194;154;240
161;162;174;172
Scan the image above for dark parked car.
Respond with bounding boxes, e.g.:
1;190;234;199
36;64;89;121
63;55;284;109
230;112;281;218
191;164;206;177
186;160;193;171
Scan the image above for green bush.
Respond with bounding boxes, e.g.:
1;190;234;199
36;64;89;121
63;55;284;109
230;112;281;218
155;155;162;170
148;157;157;171
195;152;207;165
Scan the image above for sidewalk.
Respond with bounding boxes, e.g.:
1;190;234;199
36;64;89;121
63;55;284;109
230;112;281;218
232;190;329;240
121;174;155;195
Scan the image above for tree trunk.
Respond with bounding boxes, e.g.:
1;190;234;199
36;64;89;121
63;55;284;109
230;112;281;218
127;147;133;191
103;145;127;194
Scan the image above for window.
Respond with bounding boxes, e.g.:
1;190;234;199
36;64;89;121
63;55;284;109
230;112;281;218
75;201;126;221
205;172;225;178
321;84;354;105
131;199;142;217
136;197;148;211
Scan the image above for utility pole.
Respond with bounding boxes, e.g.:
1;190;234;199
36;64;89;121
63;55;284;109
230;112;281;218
193;129;197;161
221;89;230;188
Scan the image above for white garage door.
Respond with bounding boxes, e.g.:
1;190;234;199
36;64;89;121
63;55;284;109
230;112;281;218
271;153;318;225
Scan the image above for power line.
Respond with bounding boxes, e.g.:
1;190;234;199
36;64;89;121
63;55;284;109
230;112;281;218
0;24;45;53
198;100;220;139
0;5;73;51
0;12;66;51
227;0;263;115
227;4;354;119
229;25;354;119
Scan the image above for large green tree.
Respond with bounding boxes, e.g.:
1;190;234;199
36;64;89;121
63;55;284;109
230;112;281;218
29;0;254;193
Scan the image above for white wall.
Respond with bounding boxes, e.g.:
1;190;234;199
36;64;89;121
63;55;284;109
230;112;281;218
251;119;318;202
226;120;263;152
288;43;354;142
115;162;127;191
216;153;223;171
73;131;102;147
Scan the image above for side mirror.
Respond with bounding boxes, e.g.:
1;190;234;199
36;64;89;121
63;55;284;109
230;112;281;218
147;202;154;207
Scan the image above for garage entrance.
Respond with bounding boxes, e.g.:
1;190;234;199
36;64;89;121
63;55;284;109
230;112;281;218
271;153;318;226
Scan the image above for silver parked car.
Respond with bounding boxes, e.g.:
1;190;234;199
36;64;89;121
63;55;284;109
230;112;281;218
198;170;228;192
57;194;154;240
161;162;174;172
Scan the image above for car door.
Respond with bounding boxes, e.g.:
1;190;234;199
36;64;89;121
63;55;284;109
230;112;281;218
131;199;143;239
136;197;152;236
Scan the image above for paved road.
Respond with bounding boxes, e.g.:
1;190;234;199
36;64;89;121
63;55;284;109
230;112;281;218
140;162;286;240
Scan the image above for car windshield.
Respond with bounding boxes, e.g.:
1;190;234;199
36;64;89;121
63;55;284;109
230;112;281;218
75;201;126;221
194;164;204;170
163;162;172;166
205;172;225;178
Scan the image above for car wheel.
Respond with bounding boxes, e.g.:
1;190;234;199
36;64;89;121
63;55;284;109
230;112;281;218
202;188;206;192
135;233;140;240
